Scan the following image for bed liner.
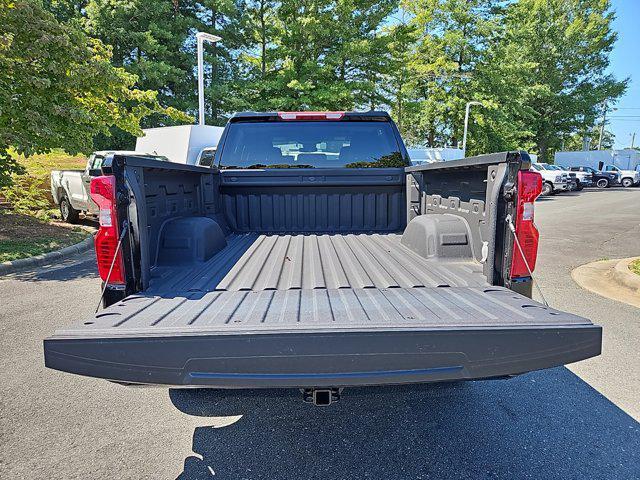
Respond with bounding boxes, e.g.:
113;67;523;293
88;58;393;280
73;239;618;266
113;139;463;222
53;233;589;335
149;232;488;294
44;233;601;387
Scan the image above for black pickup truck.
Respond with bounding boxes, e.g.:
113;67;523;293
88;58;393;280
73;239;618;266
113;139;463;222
44;111;601;405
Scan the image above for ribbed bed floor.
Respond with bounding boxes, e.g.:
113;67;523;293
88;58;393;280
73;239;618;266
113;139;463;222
58;233;589;337
148;233;488;295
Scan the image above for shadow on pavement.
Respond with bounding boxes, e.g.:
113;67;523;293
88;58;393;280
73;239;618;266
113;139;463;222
535;187;638;202
570;187;638;194
8;254;98;283
170;367;638;479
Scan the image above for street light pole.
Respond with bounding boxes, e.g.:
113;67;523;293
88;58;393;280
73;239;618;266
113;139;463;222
462;101;483;157
196;32;222;126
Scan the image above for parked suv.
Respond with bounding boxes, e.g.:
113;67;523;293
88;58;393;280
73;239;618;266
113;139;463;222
568;166;618;188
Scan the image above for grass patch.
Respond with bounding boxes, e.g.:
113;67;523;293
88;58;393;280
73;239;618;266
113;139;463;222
0;211;88;262
14;149;86;176
630;259;640;276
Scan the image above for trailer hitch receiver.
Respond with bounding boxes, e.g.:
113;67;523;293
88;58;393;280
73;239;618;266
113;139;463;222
303;388;341;406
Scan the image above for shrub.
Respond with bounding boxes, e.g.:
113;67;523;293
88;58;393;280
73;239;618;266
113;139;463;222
0;173;56;220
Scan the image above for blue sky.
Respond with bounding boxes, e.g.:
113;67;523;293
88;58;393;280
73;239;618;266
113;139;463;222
608;0;640;149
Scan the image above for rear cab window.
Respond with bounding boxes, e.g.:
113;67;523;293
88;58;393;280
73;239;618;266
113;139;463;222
86;154;104;173
217;115;409;169
91;156;104;170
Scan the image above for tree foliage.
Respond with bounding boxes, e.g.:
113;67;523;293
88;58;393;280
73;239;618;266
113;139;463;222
394;0;500;148
491;0;626;160
389;0;625;158
1;0;628;181
0;0;186;186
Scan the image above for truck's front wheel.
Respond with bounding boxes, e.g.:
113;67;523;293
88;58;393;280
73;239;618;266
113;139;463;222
59;194;80;224
541;182;554;196
621;177;634;188
596;178;609;188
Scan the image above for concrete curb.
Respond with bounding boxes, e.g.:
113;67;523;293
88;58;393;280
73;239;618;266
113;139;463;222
612;257;640;293
0;235;94;276
571;257;640;309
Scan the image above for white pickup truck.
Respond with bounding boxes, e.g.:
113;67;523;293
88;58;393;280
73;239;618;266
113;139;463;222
51;151;166;223
530;163;569;195
601;164;639;188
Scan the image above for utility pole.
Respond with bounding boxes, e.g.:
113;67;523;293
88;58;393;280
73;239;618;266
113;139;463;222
196;32;222;126
631;132;636;149
462;101;483;157
597;102;617;150
597;102;607;150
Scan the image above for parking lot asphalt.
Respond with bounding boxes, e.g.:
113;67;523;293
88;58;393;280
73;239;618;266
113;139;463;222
1;188;639;479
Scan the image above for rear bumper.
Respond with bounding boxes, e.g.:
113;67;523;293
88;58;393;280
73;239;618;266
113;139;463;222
44;325;602;388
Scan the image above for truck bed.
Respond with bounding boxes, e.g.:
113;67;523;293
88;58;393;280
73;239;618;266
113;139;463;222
61;233;573;332
151;231;486;291
44;233;601;388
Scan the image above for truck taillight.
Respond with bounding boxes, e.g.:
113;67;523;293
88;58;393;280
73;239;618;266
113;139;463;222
90;175;125;285
510;170;542;279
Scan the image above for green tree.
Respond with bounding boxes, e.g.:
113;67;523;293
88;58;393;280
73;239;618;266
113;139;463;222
562;126;614;151
200;0;247;123
237;0;398;111
398;0;500;147
28;0;626;162
0;0;183;186
84;0;200;116
84;0;246;131
328;0;399;110
237;0;281;111
384;14;421;141
266;0;345;110
494;0;626;161
42;0;87;22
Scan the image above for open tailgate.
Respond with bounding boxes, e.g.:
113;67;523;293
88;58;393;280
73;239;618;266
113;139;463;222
44;286;601;388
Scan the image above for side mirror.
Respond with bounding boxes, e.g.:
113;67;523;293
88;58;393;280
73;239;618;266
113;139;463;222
198;147;217;167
